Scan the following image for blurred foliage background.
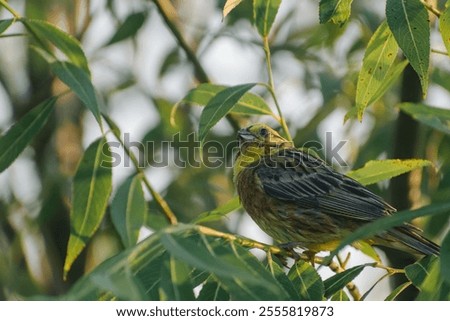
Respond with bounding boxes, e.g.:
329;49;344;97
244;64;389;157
0;0;449;300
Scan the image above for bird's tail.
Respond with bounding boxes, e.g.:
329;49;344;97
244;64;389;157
384;225;440;256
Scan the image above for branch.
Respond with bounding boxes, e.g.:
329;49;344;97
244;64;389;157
420;0;441;18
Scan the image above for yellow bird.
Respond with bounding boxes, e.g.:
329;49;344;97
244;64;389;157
233;123;439;257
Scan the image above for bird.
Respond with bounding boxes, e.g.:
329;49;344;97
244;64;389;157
233;123;440;259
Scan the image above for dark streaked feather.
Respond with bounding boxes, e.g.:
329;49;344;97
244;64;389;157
255;149;395;223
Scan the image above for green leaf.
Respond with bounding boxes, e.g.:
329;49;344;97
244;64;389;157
223;0;245;18
324;264;369;298
106;11;147;46
386;0;430;96
0;97;56;173
197;279;230;300
253;0;281;37
405;255;440;294
178;83;273;117
161;225;290;300
346;159;432;186
267;256;301;300
384;281;412;301
327;202;450;262
50;61;101;125
440;6;450;57
194;196;241;224
288;260;324;300
357;241;381;263
111;175;147;248
355;21;406;121
64;137;112;278
198;83;257;143
330;290;350;301
439;231;450;285
0;19;14;35
22;19;89;73
319;0;354;25
399;103;450;135
159;256;195;300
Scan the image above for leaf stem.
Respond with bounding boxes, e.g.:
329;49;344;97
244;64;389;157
103;115;178;225
0;0;21;19
431;48;449;56
262;36;292;141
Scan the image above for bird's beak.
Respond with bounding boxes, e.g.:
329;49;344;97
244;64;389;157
237;128;257;143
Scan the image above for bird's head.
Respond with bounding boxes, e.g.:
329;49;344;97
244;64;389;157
234;124;293;177
237;123;292;151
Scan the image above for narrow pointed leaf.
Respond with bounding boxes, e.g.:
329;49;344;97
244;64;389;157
330;290;350;301
197;279;230;300
64;138;112;278
440;6;450;56
0;19;14;35
267;257;301;300
223;0;244;18
0;97;56;173
385;282;412;301
319;0;353;25
111;175;147;248
194;196;241;224
51;61;101;124
441;231;450;284
324;264;370;298
106;11;147;46
386;0;430;96
288;260;324;300
347;159;432;186
159;256;195;300
355;21;400;120
178;83;273;116
198;83;256;143
253;0;281;37
22;19;89;73
399;103;450;135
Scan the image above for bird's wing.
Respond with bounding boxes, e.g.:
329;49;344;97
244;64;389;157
255;149;395;222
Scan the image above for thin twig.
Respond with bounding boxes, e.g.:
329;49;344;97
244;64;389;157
0;0;21;18
420;0;441;18
262;37;292;141
431;48;449;56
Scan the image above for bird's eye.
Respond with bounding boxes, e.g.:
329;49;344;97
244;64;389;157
259;127;268;137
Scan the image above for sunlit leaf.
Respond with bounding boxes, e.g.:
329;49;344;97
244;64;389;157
319;0;353;25
64;137;112;279
111;175;147;248
347;159;432;186
288;260;324;300
399;103;450;135
0;97;56;173
22;19;89;73
253;0;281;37
355;21;405;121
386;0;430;96
50;61;101;125
0;19;14;35
106;11;147;46
223;0;244;18
198;83;256;144
324;264;369;298
440;6;450;57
